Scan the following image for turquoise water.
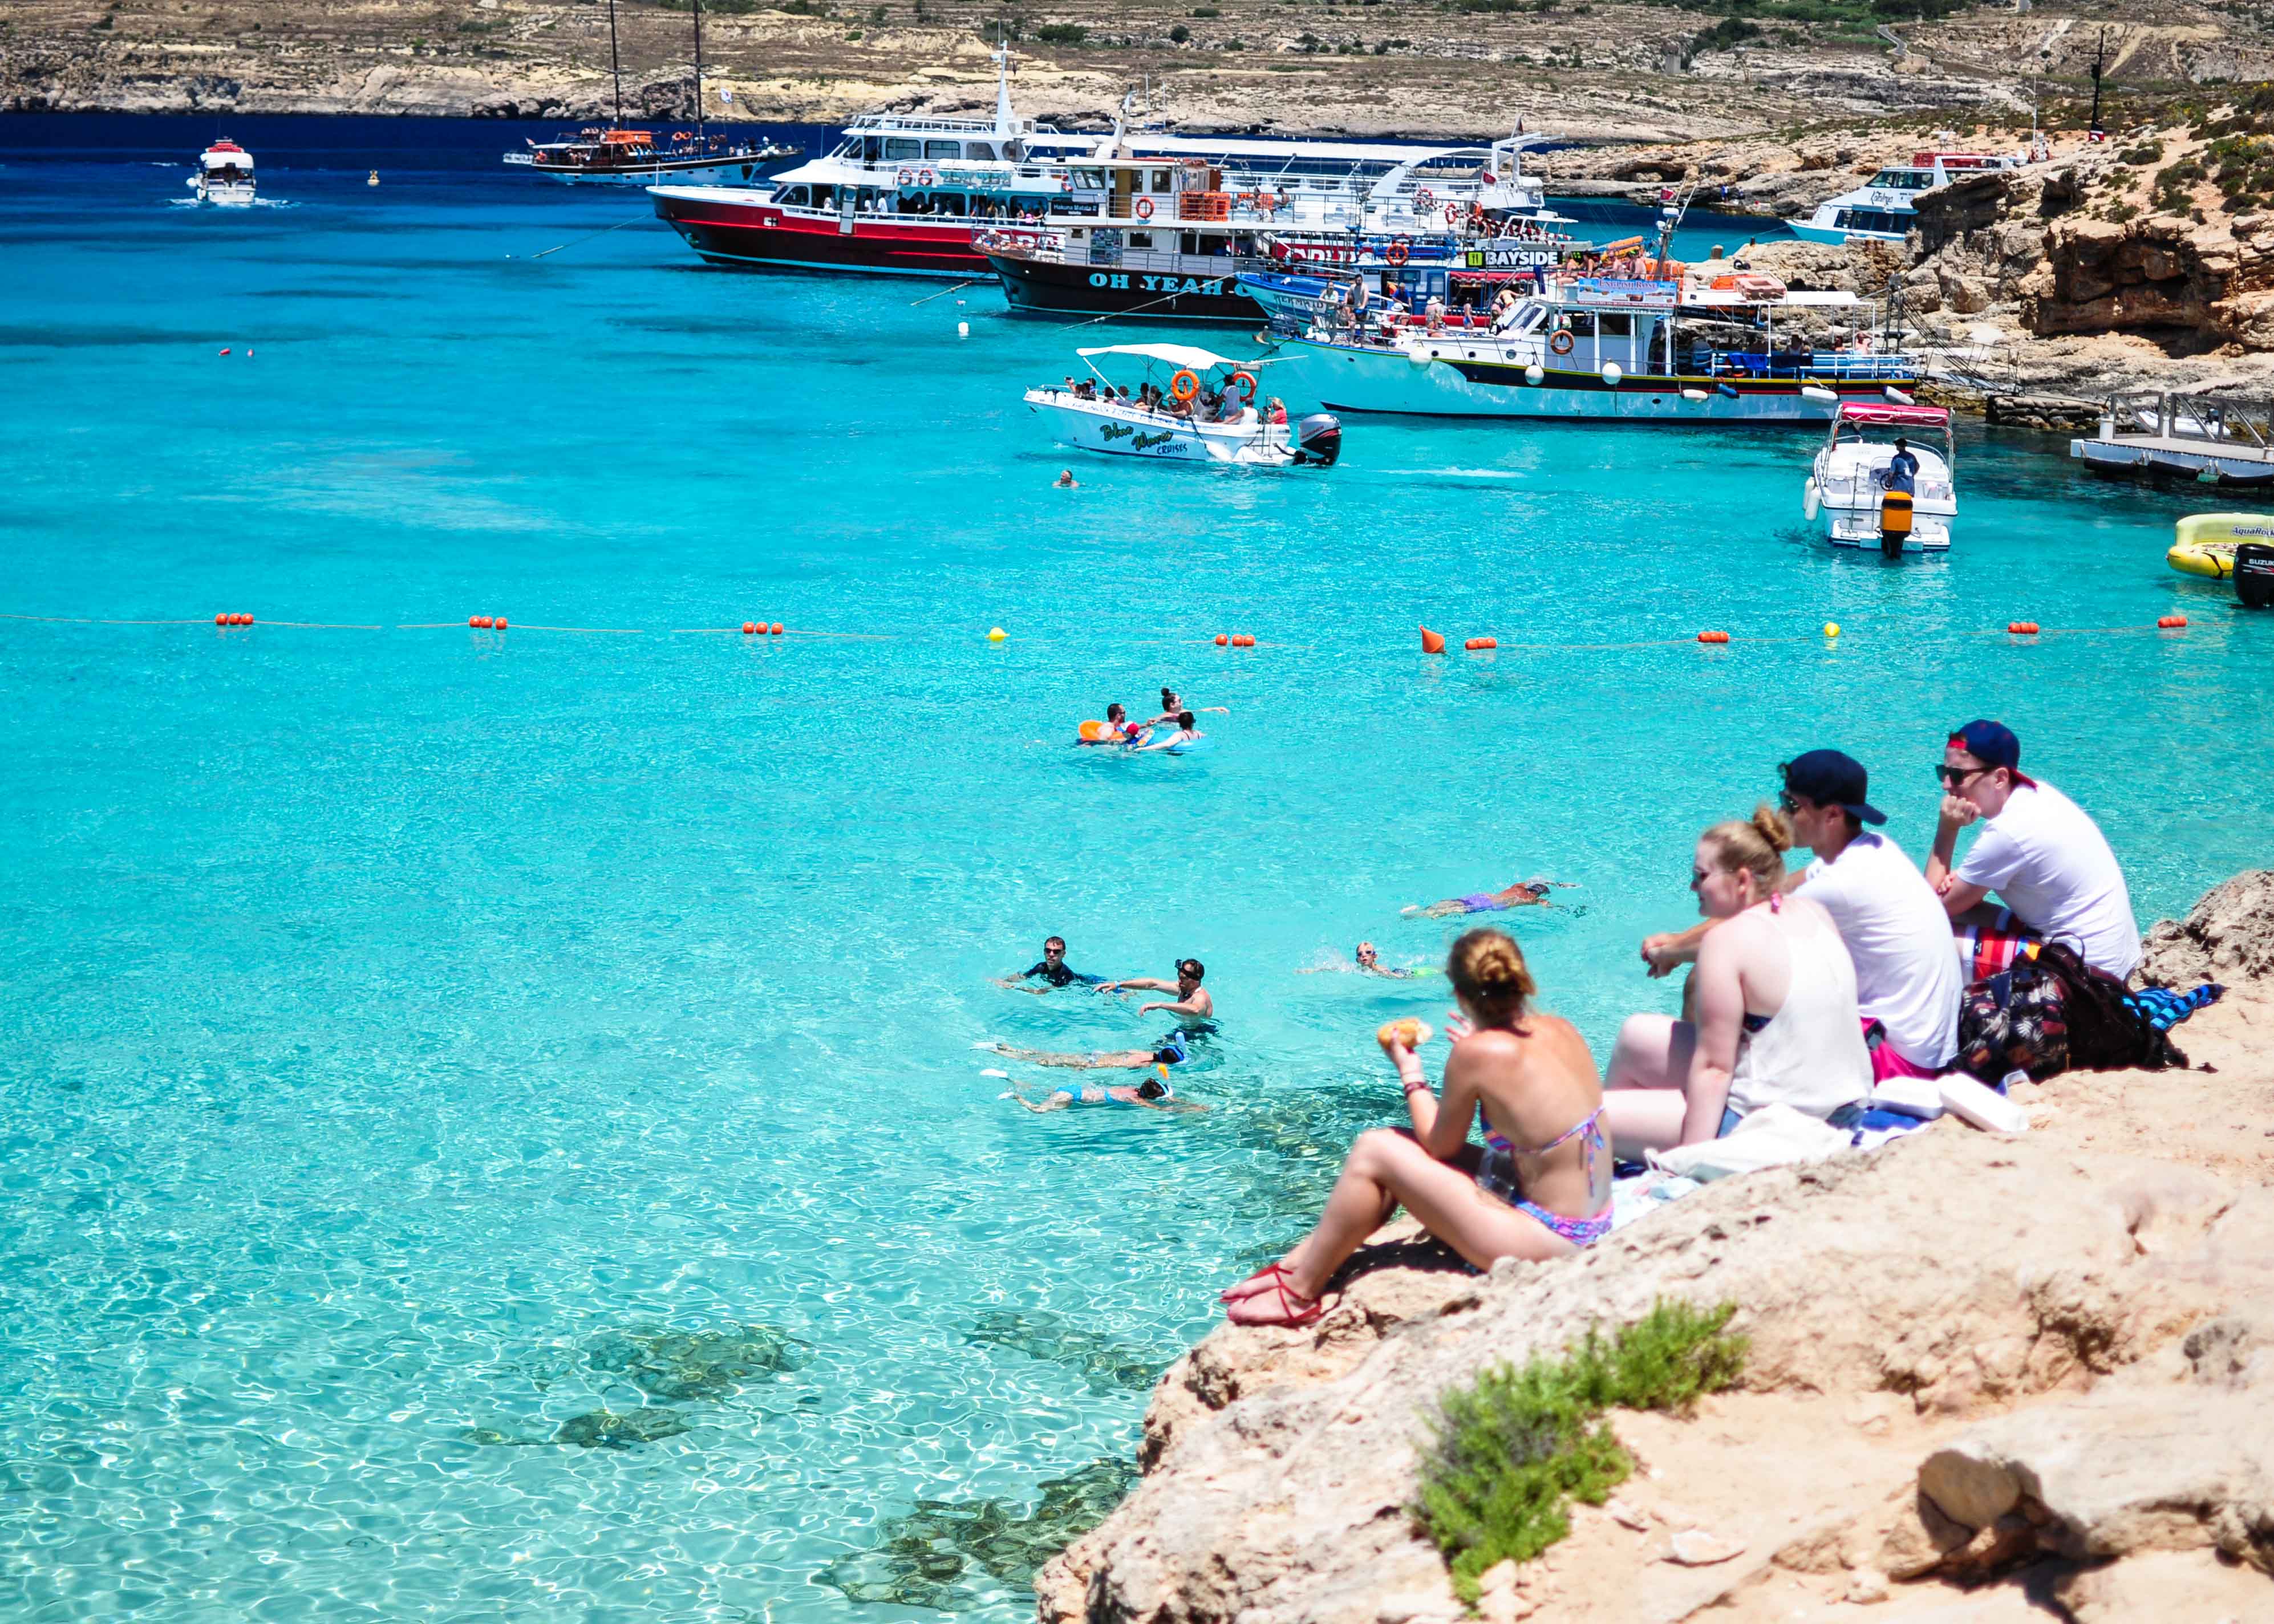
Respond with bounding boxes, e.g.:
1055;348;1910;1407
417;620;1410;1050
1;117;2267;1622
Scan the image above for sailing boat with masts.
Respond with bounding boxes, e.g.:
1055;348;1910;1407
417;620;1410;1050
503;0;795;185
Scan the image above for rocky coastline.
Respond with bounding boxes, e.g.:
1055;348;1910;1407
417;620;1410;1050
1038;872;2274;1623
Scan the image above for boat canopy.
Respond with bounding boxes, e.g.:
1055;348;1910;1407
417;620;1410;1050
1836;403;1949;428
1077;343;1242;371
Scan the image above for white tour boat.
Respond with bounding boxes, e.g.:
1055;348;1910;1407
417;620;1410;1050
1025;344;1343;469
1789;151;2025;245
188;140;257;206
1805;402;1956;554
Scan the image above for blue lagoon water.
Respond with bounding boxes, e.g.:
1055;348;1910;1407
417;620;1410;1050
1;115;2267;1621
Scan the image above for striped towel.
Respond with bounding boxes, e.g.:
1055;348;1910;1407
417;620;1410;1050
2123;983;2225;1033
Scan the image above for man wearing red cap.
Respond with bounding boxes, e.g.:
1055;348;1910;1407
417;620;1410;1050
1924;720;2139;980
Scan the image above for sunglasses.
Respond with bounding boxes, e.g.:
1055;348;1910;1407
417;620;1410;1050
1936;763;1989;787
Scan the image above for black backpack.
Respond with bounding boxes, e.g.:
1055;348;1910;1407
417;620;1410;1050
1956;939;2184;1082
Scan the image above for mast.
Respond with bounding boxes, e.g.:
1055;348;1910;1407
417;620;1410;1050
693;0;706;138
606;0;623;128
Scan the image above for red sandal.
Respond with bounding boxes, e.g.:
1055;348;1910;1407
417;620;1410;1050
1223;1266;1328;1329
1219;1261;1291;1302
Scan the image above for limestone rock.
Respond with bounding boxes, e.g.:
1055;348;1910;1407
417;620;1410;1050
2139;869;2274;989
1665;1529;1745;1566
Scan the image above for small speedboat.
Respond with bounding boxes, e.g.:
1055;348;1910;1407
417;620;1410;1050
1024;343;1343;468
188;140;256;206
1805;402;1956;554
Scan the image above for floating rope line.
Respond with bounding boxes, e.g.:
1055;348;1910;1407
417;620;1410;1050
909;279;982;307
515;214;652;262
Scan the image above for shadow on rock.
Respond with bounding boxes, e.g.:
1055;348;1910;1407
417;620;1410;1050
814;1458;1138;1609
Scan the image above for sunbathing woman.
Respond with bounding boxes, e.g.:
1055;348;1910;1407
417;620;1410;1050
1221;929;1611;1327
1402;878;1568;918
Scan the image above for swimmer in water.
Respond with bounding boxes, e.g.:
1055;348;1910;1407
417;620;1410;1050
1134;711;1202;752
1077;703;1149;748
1402;879;1571;919
1055;469;1078;489
992;935;1105;994
1299;941;1430;978
984;959;1213;1069
1141;687;1229;726
1003;1071;1209;1113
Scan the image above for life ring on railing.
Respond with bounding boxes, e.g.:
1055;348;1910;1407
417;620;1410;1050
1415;188;1434;209
918;169;935;186
1226;368;1257;404
1135;196;1154;219
1385;238;1410;266
1445;201;1459;225
1549;330;1575;356
1059;174;1073;193
1170;370;1200;403
898;168;913;186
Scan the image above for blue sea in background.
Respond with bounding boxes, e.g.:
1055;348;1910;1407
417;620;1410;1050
1;113;2265;1622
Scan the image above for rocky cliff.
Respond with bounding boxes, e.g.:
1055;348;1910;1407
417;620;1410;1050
1037;875;2274;1624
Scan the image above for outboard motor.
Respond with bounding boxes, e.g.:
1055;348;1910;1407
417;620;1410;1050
1293;412;1343;466
2237;541;2274;608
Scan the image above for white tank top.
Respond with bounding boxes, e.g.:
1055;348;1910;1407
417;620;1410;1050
1725;898;1873;1120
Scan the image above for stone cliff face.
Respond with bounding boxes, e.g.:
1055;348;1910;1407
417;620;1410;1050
1038;879;2274;1624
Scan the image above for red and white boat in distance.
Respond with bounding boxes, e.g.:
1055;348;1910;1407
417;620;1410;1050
648;48;1563;279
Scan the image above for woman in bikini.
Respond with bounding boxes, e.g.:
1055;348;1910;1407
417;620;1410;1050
1221;928;1611;1328
1402;878;1568;919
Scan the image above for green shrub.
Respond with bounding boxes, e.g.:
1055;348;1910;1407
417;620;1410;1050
1191;5;1220;14
2119;139;2164;167
1690;14;1761;51
1169;22;1190;39
1414;1302;1747;1606
1035;21;1086;42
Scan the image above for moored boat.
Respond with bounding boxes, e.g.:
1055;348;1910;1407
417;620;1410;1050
1026;344;1342;468
187;140;256;206
1805;403;1955;554
1789;151;2025;246
506;128;796;186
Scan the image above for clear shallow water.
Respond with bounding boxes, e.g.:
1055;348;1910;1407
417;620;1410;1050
1;116;2267;1622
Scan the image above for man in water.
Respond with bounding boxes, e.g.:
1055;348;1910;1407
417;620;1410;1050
1402;879;1563;918
1298;941;1426;979
1134;711;1203;752
994;936;1104;994
1002;1071;1207;1113
986;958;1214;1068
1884;437;1919;496
1054;469;1079;489
1078;704;1146;747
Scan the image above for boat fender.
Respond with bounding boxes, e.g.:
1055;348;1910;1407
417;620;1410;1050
1408;347;1437;366
1549;331;1574;356
1600;362;1623;386
1682;388;1708;403
1716;382;1740;399
1803;480;1821;521
1884;386;1914;404
1170;369;1200;403
1525;364;1545;385
1801;384;1839;404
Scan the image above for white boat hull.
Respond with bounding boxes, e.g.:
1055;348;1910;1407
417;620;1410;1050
189;177;257;206
1024;391;1315;466
1278;338;1902;424
1808;444;1956;553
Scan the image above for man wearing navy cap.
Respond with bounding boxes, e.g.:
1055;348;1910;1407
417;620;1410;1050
1925;720;2140;980
1641;749;1960;1077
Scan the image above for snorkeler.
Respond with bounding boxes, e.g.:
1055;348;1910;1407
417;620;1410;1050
1402;879;1571;919
992;936;1105;993
1002;1071;1208;1113
982;958;1213;1070
1299;941;1430;978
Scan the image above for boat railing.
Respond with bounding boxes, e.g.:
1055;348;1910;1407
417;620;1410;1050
2098;389;2272;449
1699;350;1916;381
1819;470;1954;505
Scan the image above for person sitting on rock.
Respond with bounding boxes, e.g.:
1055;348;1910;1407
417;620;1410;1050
1924;720;2141;982
1219;929;1611;1328
1600;806;1872;1158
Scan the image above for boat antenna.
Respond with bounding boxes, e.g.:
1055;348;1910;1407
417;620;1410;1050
607;0;623;128
1650;179;1693;278
693;0;706;138
994;28;1016;136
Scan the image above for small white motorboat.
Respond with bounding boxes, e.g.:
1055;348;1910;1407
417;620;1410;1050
1023;343;1343;468
1806;401;1956;554
188;139;257;205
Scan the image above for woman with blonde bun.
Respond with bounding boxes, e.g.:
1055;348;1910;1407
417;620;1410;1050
1222;928;1610;1328
1601;805;1871;1156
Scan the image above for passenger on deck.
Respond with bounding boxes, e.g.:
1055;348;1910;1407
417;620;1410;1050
1220;929;1613;1326
1600;806;1872;1158
1639;752;1959;1081
1883;437;1919;495
1924;721;2141;981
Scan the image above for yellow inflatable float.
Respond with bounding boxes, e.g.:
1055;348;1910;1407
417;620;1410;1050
2168;513;2274;579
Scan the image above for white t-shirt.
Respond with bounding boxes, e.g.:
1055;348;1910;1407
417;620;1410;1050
1953;780;2141;979
1799;830;1961;1069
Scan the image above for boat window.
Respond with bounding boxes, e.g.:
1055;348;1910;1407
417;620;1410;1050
1151;169;1172;191
862;137;882;163
1834;209;1853;230
813;185;835;209
1073;168;1107;189
780;185;810;206
965;142;996;161
933;192;966;216
1597;312;1632;338
1130;232;1154;249
1559;312;1595;338
1513;305;1545;333
925;140;962;161
883;138;922;161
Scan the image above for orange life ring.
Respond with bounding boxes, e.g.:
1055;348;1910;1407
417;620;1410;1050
1134;196;1154;219
1226;369;1256;404
918;168;935;186
898;168;913;186
1549;330;1575;356
1170;370;1199;403
1385;238;1410;266
1445;202;1458;225
1415;188;1434;209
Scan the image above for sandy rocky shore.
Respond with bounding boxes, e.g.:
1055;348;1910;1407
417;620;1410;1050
1036;871;2274;1624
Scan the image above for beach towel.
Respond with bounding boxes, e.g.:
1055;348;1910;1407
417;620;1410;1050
2123;982;2224;1033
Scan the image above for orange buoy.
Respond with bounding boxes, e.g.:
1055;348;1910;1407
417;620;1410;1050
1697;630;1730;644
2007;620;2039;635
1231;633;1256;647
769;622;783;635
1465;636;1497;651
1214;633;1230;647
470;615;491;628
743;621;757;635
2157;614;2188;628
214;612;228;626
493;617;508;631
218;348;230;356
1420;625;1446;655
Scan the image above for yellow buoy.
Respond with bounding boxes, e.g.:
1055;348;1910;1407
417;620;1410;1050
1823;622;1841;638
987;627;1007;642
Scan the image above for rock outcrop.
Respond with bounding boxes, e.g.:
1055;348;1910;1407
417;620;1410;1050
1038;881;2274;1624
2142;869;2274;989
